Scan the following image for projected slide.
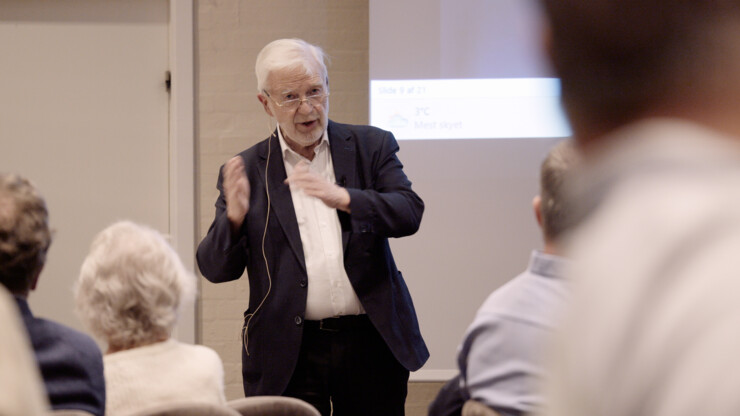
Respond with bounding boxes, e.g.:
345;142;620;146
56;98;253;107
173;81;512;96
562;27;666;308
370;0;573;380
370;78;571;140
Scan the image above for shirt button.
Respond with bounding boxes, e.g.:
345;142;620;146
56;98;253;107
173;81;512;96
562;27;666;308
294;316;303;326
299;279;307;288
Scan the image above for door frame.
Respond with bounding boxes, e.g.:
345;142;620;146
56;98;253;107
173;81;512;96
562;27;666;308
169;0;197;344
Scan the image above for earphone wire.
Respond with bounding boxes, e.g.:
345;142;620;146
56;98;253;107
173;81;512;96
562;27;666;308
242;121;275;356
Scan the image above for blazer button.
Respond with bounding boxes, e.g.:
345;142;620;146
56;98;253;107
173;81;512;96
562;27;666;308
294;316;303;326
299;279;307;288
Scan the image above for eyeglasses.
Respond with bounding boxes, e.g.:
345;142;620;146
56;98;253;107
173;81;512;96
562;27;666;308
263;90;329;110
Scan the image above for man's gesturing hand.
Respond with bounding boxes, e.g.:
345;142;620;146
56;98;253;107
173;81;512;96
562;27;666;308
285;161;351;212
223;156;250;232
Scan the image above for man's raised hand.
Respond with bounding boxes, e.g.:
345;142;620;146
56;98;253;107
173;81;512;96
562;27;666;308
223;156;250;232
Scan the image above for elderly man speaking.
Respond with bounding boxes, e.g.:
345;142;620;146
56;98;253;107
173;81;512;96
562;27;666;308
197;38;428;416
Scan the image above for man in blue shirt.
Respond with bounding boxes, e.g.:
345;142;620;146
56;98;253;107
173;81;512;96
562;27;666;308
430;140;579;416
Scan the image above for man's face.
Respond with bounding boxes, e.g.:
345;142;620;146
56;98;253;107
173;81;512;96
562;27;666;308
259;65;329;149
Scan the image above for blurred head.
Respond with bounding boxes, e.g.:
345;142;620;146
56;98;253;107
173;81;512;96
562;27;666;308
534;140;580;246
0;173;52;297
541;0;740;146
75;221;195;351
256;39;330;148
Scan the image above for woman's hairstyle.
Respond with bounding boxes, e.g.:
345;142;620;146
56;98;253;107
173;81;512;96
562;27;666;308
75;221;195;350
255;38;329;93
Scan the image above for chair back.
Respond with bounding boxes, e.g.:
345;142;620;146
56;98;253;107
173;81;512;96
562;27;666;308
128;401;242;416
228;396;320;416
48;411;95;416
461;399;502;416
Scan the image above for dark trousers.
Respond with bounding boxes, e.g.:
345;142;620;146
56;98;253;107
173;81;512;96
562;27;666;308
283;315;409;416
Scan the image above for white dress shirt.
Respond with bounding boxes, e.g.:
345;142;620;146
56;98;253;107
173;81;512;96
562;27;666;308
278;126;364;320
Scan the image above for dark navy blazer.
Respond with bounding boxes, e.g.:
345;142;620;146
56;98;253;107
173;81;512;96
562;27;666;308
15;297;105;416
197;121;429;396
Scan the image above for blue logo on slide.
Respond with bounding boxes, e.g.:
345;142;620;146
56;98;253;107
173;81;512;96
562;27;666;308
389;113;408;128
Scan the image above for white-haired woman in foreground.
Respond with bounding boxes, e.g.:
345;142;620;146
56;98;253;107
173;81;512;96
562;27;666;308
75;221;226;416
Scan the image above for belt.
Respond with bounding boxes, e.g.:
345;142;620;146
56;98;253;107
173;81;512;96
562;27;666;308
305;315;371;332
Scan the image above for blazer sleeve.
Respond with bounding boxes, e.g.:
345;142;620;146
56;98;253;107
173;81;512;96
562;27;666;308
196;166;249;283
345;129;424;238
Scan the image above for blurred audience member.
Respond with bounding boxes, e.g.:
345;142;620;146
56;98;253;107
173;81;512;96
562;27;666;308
0;284;49;415
75;221;226;416
0;173;105;415
540;1;740;416
429;141;579;416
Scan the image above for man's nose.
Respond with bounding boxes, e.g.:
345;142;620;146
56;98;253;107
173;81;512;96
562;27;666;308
296;99;314;113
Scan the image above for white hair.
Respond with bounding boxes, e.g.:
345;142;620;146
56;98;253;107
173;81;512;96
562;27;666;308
255;38;329;93
74;221;196;350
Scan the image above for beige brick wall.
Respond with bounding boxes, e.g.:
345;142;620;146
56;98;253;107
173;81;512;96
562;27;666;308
195;0;369;401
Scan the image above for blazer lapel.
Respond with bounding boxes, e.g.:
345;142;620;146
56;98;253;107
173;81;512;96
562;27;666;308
328;121;356;251
256;132;307;273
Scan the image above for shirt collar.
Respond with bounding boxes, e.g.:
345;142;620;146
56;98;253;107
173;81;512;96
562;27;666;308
276;124;329;163
528;250;569;280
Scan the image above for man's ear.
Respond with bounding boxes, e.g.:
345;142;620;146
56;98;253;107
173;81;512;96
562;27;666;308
533;195;544;230
258;93;274;118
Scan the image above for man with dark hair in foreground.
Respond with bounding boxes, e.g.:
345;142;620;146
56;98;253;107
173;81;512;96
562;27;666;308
0;173;105;416
540;1;740;416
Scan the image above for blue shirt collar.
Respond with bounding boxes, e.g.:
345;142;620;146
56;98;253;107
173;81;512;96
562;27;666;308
528;250;569;279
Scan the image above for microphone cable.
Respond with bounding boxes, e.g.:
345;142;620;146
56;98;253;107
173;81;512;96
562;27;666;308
242;123;275;356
